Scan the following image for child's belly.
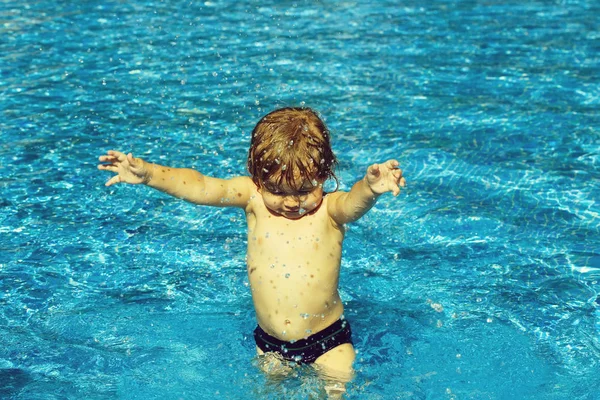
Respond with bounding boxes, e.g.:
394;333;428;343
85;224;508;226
248;263;344;341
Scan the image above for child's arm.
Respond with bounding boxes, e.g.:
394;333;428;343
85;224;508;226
97;150;251;208
327;159;406;225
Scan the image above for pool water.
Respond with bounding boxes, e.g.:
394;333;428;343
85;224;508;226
2;0;599;398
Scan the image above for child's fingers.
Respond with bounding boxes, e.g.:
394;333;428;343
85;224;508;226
387;159;400;169
98;155;120;164
391;181;401;196
97;164;118;172
107;150;127;162
391;176;406;196
104;175;122;187
128;156;146;176
127;153;142;169
368;163;380;177
100;151;126;163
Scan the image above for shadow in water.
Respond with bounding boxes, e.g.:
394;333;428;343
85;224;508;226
0;368;32;397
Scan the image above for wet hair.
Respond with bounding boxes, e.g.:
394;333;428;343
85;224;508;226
248;107;338;192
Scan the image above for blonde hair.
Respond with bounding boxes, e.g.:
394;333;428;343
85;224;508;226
247;107;338;191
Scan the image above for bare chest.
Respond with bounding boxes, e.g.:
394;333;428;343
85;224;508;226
245;196;344;271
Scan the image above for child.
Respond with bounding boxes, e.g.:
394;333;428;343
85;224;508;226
97;107;405;393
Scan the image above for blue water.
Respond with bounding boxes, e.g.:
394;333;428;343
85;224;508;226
1;0;599;398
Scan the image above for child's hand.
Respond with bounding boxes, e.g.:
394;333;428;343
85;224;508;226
97;150;150;187
366;160;406;196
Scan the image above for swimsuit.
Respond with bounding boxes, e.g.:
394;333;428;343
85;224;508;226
253;317;353;364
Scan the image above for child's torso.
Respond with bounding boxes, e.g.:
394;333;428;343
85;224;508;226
245;190;345;341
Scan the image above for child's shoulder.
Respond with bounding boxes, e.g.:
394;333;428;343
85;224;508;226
237;175;258;193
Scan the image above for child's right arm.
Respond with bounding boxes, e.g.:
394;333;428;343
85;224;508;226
97;150;251;208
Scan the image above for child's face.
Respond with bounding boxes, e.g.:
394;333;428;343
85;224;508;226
258;177;324;219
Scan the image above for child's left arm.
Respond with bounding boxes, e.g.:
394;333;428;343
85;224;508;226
327;159;406;225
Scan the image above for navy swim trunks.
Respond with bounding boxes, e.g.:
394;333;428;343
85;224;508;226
253;317;353;364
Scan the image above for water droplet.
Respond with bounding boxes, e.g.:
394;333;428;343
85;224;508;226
305;329;312;334
285;273;290;278
300;313;310;319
